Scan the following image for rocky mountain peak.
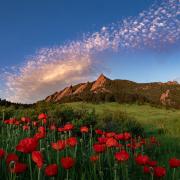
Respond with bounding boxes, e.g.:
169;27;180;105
91;74;109;91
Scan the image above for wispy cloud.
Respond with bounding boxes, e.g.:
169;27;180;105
3;0;180;103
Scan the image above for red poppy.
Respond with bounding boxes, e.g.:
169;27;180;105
115;133;124;141
38;113;47;120
90;155;99;163
95;129;104;135
80;126;89;133
32;151;44;169
32;121;38;127
0;149;5;158
45;164;58;177
6;153;19;165
154;166;166;177
93;143;106;153
98;137;107;144
21;117;30;123
115;150;130;162
51;140;66;151
106;138;118;148
38;126;46;134
64;123;74;131
16;137;38;154
10;162;27;174
42;119;47;124
143;166;151;174
66;137;78;147
135;154;150;166
61;157;75;169
148;160;157;167
34;132;46;141
106;132;116;138
123;132;131;141
23;125;30;131
169;158;180;168
58;127;64;132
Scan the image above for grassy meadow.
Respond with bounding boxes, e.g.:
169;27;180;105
65;102;180;137
0;102;180;179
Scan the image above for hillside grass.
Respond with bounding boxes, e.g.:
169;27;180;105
64;102;180;147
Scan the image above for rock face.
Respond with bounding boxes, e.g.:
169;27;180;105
160;89;170;105
55;86;73;102
45;86;74;102
91;74;109;92
73;83;89;95
45;74;110;102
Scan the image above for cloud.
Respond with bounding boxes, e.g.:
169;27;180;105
3;0;180;103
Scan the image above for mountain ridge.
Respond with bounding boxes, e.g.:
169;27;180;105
44;74;180;108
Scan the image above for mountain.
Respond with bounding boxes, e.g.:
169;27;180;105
44;74;180;108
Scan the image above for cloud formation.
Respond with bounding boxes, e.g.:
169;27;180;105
4;0;180;103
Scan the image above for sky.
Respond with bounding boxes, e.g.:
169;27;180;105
0;0;179;103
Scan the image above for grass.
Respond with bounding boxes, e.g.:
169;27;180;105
64;102;180;147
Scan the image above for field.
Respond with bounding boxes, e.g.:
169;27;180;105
0;103;180;179
65;102;180;136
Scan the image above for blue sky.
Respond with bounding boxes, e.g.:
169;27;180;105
0;0;179;103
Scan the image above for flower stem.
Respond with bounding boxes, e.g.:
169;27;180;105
172;168;176;180
38;168;41;180
28;154;33;180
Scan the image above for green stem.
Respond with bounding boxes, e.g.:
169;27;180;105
38;168;41;180
172;168;176;180
67;170;69;180
28;154;33;180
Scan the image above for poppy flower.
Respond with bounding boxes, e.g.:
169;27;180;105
32;151;44;169
38;126;46;134
80;126;89;133
115;133;124;141
0;149;5;158
66;137;78;147
64;123;74;131
90;155;99;163
93;143;106;153
58;127;64;132
34;132;46;141
6;153;19;165
106;132;116;138
154;166;166;177
143;166;151;174
123;132;131;141
23;125;30;131
95;129;104;135
169;158;180;168
51;140;66;151
45;164;58;177
98;137;107;144
38;113;47;120
21;117;30;123
61;157;75;169
115;150;130;162
148;160;157;167
32;121;38;127
10;162;27;174
16;137;38;154
106;138;118;148
135;154;150;166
